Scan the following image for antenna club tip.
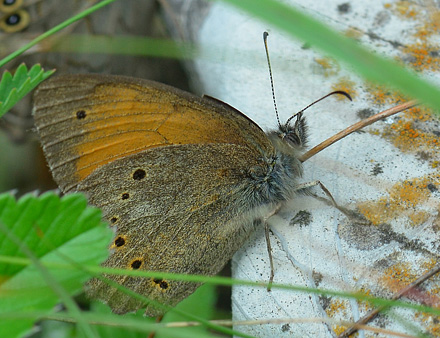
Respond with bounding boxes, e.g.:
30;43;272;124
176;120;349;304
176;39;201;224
263;31;269;40
335;90;353;101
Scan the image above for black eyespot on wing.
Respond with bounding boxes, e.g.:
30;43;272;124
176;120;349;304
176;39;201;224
0;9;29;33
114;236;125;247
121;193;129;200
5;13;19;25
76;110;87;119
1;0;22;13
132;169;146;180
3;0;18;7
131;259;142;269
153;279;169;290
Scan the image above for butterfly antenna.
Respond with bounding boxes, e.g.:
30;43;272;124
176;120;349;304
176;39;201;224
263;32;281;128
285;90;352;127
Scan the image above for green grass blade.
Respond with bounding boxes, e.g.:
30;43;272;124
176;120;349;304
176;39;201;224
0;0;118;68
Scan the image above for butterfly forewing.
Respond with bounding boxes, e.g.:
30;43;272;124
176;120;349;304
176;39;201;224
33;74;275;315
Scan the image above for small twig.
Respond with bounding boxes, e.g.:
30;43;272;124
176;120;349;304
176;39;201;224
300;100;418;162
339;264;440;338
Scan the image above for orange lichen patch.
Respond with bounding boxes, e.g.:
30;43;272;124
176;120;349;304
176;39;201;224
357;176;434;226
385;118;439;154
421;258;437;272
357;198;428;226
413;265;440;319
402;106;433;123
358;201;429;226
389;178;431;208
402;42;440;72
326;299;348;317
382;260;440;335
408;210;430;225
351;2;440;163
364;82;408;106
418;259;440;307
331;77;357;99
365;98;439;159
415;312;440;337
388;4;440;70
325;299;350;334
381;262;417;290
431;210;440;233
382;1;440;71
413;11;440;40
329;290;373;335
344;27;363;40
357;198;389;225
332;325;348;336
428;11;440;34
384;1;418;19
384;2;440;72
428;285;440;305
314;57;340;77
356;288;374;314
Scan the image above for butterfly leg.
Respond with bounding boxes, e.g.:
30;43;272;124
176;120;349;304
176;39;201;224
294;180;338;206
264;203;283;291
263;181;337;291
295;180;371;224
296;181;370;225
264;180;358;291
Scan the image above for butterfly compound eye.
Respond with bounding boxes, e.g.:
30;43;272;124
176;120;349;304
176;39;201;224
281;112;308;148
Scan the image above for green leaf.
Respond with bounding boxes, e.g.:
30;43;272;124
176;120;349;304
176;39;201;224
0;192;112;338
0;64;55;118
162;283;217;322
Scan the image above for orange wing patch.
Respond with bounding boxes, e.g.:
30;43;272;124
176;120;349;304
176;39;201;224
34;74;272;191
